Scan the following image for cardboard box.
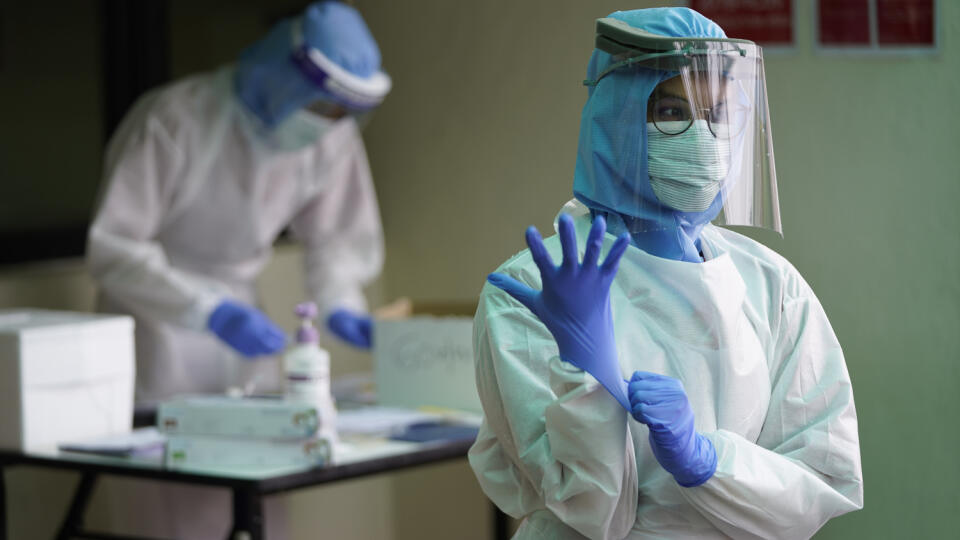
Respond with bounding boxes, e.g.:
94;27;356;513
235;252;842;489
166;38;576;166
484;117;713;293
373;316;480;414
0;309;135;451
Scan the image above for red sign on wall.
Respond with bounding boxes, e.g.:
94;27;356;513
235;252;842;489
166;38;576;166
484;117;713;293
818;0;870;44
877;0;934;45
690;0;794;45
818;0;935;47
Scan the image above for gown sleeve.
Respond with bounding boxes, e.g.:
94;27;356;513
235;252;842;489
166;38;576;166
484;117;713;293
469;272;638;540
679;270;864;539
289;124;383;317
87;100;226;330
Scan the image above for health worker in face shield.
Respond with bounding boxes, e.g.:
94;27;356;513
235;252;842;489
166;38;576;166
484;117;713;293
469;8;863;539
87;1;388;406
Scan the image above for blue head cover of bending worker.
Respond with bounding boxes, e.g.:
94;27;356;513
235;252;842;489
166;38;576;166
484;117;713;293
234;1;385;127
574;8;727;263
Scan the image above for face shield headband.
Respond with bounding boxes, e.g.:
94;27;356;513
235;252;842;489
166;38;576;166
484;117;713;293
290;18;392;112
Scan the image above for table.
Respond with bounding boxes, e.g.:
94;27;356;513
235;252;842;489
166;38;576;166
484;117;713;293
0;435;507;540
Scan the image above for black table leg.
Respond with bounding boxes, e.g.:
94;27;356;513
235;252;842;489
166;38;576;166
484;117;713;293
492;502;509;540
1;465;7;540
228;488;264;540
56;472;98;540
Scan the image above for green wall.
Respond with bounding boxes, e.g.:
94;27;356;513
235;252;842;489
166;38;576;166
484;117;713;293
762;2;960;538
360;1;960;537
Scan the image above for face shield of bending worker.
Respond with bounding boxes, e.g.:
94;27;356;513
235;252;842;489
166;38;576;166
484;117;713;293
86;1;390;405
469;8;863;539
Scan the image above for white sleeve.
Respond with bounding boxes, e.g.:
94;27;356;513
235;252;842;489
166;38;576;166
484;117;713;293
86;108;225;330
290;130;383;317
679;272;863;539
469;279;637;540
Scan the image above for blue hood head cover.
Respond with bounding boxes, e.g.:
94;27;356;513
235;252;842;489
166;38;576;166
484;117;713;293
234;1;383;128
573;8;727;262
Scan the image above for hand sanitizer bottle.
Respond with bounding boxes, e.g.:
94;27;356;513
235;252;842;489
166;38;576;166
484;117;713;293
284;302;338;454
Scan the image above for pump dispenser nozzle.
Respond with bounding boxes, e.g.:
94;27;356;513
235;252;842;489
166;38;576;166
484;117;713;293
294;302;319;344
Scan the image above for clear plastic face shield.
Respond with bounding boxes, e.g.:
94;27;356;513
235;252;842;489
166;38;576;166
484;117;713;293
305;99;376;131
582;18;781;234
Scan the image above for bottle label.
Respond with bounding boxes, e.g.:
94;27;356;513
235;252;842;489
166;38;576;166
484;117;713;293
285;377;330;403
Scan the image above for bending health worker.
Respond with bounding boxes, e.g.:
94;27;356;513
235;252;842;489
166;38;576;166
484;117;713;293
87;1;390;405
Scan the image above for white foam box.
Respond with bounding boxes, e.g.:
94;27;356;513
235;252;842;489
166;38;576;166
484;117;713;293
0;309;135;451
157;396;318;439
373;316;480;414
165;434;331;469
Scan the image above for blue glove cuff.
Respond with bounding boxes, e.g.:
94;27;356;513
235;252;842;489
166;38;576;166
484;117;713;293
675;433;718;488
326;308;373;349
207;301;234;333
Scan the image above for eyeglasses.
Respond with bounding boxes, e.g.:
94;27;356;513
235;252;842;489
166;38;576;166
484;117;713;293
646;92;749;140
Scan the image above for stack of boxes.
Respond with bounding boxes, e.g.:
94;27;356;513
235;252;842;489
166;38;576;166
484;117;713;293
157;396;333;470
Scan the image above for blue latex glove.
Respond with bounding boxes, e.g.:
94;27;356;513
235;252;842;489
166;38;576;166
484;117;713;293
207;300;287;358
628;371;717;487
487;214;632;409
327;308;372;349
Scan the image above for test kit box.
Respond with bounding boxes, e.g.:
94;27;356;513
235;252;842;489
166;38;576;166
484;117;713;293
373;316;481;414
0;309;135;451
158;396;319;440
165;434;331;470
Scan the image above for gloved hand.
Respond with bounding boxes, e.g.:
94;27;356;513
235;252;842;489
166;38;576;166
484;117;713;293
207;300;287;358
327;308;373;349
628;371;717;487
486;214;631;409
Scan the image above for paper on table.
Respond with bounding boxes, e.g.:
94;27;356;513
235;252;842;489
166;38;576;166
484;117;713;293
336;407;442;436
59;427;166;457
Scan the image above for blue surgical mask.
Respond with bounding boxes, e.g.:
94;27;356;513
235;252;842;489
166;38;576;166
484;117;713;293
266;110;336;151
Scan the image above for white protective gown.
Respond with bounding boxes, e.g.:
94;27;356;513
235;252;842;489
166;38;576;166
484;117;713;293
87;66;383;405
469;201;863;540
